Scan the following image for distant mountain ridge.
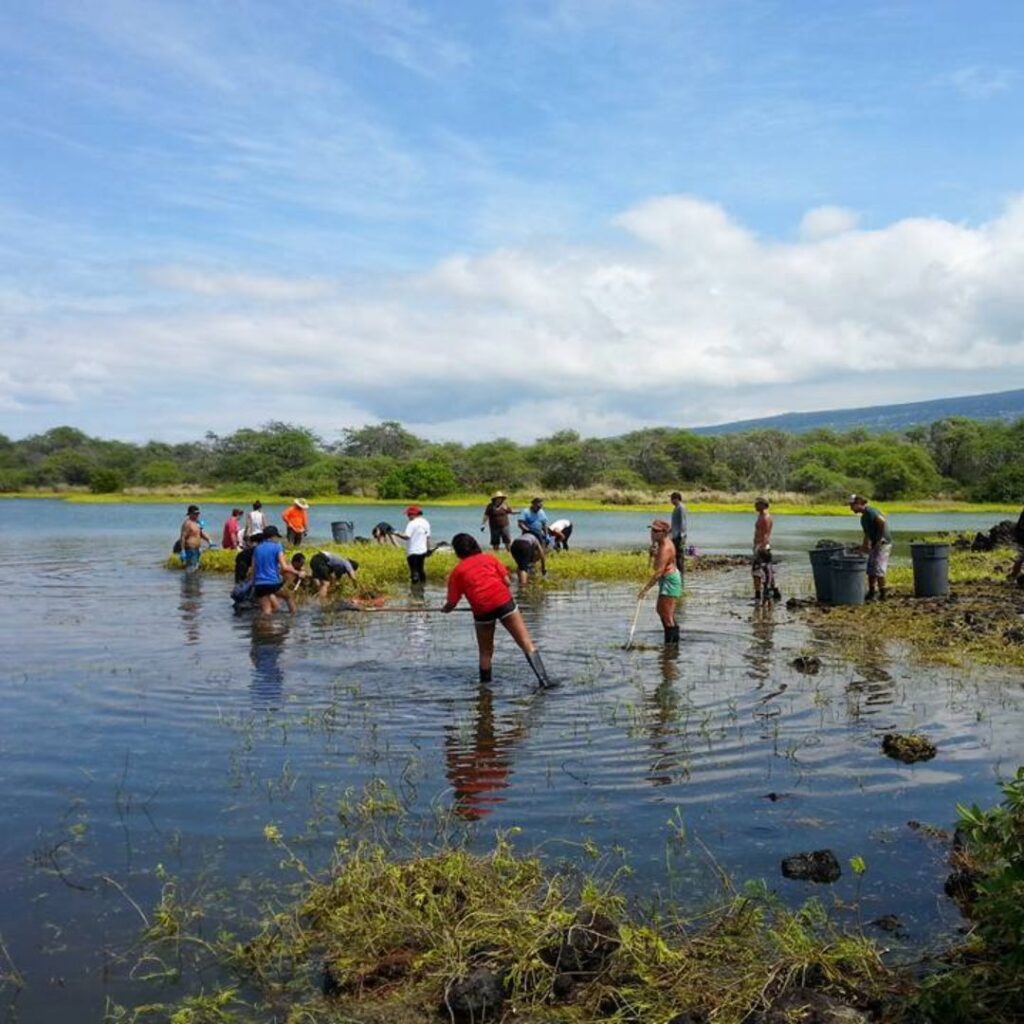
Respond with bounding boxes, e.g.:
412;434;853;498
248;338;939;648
693;388;1024;435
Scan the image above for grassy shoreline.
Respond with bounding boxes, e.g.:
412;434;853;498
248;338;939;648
3;488;1017;516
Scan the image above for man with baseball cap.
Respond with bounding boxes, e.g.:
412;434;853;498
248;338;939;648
850;494;891;600
179;504;210;572
396;505;431;584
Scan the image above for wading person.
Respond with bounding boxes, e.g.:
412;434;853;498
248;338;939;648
372;521;398;545
397;505;431;584
243;500;266;547
481;492;516;551
670;491;687;574
222;508;244;550
309;550;359;598
249;525;301;615
639;520;681;645
179;504;211;571
1007;504;1024;584
752;497;780;604
518;497;549;547
510;531;546;585
234;532;261;582
442;533;555;688
548;517;573;551
850;494;891;601
282;498;310;547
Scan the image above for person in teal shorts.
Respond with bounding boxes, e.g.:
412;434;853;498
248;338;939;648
639;519;681;645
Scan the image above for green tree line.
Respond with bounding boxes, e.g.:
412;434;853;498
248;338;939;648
1;417;1023;501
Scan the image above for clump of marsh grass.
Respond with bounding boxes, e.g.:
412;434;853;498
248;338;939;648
107;820;896;1024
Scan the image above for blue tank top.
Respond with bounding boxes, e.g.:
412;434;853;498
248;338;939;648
252;541;283;585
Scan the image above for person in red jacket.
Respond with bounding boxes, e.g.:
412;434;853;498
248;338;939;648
442;534;555;688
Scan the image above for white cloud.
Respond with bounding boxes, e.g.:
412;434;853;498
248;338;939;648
4;194;1024;441
946;65;1016;99
798;205;860;241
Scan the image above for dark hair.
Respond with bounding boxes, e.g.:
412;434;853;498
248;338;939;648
232;508;244;516
451;533;482;558
291;553;306;567
253;500;262;510
249;531;264;544
670;491;682;501
348;558;359;571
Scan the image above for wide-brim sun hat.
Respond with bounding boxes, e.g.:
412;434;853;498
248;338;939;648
405;505;423;516
293;498;310;509
491;491;506;500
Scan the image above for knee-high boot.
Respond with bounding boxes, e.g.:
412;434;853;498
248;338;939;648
525;649;557;689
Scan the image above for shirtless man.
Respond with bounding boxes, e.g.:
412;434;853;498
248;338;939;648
639;519;681;645
752;497;780;604
179;504;211;572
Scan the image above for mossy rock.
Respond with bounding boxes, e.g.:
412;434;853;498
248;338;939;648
882;733;937;764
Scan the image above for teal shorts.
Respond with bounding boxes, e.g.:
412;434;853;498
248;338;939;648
658;570;683;598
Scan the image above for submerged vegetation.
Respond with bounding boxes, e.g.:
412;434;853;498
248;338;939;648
103;771;1024;1024
5;413;1024;503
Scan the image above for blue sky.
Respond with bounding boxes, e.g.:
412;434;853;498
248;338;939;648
1;0;1022;442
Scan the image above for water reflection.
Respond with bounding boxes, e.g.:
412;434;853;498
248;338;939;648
644;648;686;787
179;572;203;645
444;684;528;820
744;604;777;684
249;618;291;709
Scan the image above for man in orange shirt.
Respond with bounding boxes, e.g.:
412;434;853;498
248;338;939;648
281;498;310;547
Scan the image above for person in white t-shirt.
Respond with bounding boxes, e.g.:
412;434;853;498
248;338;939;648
548;518;573;551
243;500;266;547
396;505;431;584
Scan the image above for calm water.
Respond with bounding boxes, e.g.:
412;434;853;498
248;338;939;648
0;500;1019;1021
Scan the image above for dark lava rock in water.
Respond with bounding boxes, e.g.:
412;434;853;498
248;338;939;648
882;732;937;764
551;972;576;1001
781;849;841;884
791;654;822;674
870;913;905;936
761;988;870;1023
540;909;620;977
971;519;1018;551
945;866;982;909
443;967;505;1023
667;1013;708;1024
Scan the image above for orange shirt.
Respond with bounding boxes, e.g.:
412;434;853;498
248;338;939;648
282;506;308;532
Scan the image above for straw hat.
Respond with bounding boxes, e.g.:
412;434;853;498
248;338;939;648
293;498;310;509
491;491;507;500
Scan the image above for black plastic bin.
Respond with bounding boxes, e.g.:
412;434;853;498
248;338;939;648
830;552;868;605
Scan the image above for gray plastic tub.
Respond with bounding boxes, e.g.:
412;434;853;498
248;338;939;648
830;553;868;605
808;546;841;603
330;520;354;543
911;542;950;597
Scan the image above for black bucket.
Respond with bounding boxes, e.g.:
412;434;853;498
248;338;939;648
808;543;842;602
830;552;868;605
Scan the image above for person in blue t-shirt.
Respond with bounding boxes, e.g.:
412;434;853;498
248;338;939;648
517;497;550;547
248;526;302;615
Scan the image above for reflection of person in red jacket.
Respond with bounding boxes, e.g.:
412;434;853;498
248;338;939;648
281;498;309;547
444;683;525;821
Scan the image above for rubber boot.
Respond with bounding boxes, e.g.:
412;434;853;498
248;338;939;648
525;649;557;689
670;625;680;644
479;666;492;683
664;625;680;646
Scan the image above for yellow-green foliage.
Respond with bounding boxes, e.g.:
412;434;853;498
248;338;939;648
116;829;892;1024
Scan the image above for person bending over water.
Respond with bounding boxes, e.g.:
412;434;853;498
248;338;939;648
249;526;301;615
510;533;546;585
639;519;680;646
442;534;555;688
309;551;359;598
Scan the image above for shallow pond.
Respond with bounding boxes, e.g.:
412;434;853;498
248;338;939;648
0;500;1020;1021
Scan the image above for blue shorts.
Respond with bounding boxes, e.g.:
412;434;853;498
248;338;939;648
181;548;201;568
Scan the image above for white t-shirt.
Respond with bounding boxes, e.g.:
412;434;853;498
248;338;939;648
245;509;266;538
549;519;571;533
404;516;430;555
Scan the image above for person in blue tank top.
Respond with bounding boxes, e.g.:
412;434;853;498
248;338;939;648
249;526;302;615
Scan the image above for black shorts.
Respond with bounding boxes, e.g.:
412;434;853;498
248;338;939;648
254;582;283;598
510;538;538;573
310;552;334;581
473;599;517;624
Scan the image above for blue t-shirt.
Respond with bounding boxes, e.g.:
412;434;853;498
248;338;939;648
519;508;548;540
252;541;284;585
